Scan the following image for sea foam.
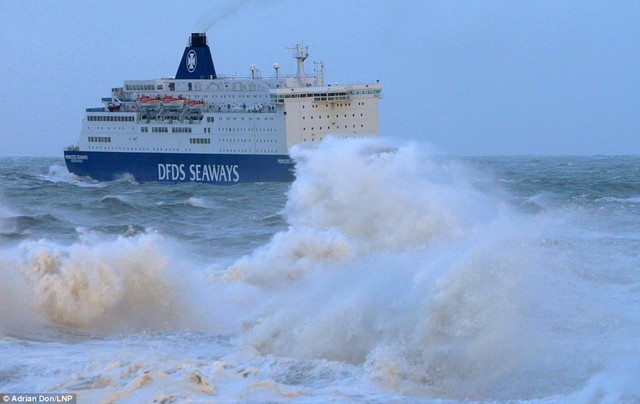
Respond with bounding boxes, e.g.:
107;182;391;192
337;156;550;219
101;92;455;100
0;232;187;333
215;138;640;400
1;142;638;401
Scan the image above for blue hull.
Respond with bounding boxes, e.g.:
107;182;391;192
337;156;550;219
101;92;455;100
63;151;295;184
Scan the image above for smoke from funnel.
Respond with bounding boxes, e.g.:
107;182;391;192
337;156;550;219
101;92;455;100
199;0;266;32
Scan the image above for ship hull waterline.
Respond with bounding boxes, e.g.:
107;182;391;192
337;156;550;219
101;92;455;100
63;150;295;184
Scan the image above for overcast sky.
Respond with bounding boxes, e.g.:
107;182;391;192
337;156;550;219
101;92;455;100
1;0;638;157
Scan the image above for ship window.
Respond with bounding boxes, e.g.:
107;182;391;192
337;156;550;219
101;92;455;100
190;138;210;144
88;136;111;143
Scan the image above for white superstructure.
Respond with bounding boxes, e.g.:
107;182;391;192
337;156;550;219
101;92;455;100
79;44;382;155
65;33;382;184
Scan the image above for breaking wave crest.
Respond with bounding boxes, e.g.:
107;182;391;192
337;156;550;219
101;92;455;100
227;139;497;286
2;142;638;401
0;232;186;333
216;138;640;400
42;164;106;187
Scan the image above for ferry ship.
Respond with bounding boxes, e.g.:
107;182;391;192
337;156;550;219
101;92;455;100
64;33;382;184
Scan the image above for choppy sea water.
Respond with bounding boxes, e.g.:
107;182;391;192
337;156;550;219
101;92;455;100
1;139;639;403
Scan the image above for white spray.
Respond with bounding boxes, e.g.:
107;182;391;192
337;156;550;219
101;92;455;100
215;137;640;400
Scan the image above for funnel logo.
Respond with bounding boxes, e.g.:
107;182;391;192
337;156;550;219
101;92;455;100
186;50;197;73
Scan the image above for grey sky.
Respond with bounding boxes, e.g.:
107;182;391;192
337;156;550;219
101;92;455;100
1;0;638;157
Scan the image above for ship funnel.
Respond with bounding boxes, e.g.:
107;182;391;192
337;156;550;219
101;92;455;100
175;33;217;79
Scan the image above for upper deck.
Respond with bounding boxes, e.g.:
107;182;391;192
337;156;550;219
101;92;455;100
75;34;382;154
86;39;379;118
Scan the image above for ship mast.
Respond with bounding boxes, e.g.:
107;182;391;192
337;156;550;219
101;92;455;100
293;44;308;78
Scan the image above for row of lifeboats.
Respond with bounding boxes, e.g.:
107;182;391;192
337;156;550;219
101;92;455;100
137;96;205;109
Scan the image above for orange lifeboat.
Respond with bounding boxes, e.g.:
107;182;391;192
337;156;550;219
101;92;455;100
187;100;205;109
137;96;162;108
161;96;186;108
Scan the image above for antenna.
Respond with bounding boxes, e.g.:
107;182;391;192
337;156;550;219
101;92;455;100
287;44;309;79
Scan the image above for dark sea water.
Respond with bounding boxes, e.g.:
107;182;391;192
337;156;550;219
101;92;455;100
1;139;639;403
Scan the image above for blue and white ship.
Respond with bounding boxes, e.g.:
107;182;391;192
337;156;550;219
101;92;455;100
64;33;382;184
